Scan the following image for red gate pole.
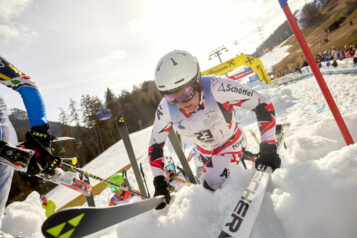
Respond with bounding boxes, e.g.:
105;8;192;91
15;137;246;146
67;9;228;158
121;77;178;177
277;0;354;145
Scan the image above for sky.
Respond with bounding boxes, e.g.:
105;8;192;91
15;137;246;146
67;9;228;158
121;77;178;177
0;0;312;122
1;44;357;237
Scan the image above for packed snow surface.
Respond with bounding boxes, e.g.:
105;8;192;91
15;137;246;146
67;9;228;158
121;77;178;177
1;53;357;238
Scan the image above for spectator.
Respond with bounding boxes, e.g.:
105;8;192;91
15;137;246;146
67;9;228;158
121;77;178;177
350;45;356;58
337;49;346;60
331;46;339;60
345;45;353;58
353;44;357;64
315;54;322;62
323;50;332;61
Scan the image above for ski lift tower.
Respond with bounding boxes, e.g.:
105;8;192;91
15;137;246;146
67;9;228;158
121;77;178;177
208;45;228;63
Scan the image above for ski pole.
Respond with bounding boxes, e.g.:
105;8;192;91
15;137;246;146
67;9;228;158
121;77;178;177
174;176;194;186
249;129;260;145
139;163;150;197
122;169;132;191
60;162;149;199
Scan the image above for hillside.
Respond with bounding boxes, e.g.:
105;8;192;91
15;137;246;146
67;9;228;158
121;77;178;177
8;108;87;140
270;0;357;77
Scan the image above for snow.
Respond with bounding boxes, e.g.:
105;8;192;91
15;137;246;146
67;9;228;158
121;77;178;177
1;46;357;237
259;43;290;73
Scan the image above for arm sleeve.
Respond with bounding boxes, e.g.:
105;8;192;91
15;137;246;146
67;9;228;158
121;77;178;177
211;77;276;144
148;99;173;177
0;55;48;127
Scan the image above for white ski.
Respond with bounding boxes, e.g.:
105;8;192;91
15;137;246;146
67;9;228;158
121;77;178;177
218;165;271;238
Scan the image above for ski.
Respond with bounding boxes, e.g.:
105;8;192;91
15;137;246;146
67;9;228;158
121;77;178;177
218;122;289;238
0;141;33;172
52;136;75;142
41;196;165;238
0;140;92;196
59;178;92;197
0;138;147;198
218;165;271;238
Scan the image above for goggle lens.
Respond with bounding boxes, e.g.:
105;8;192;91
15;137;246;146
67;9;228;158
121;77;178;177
164;86;196;104
165;163;175;173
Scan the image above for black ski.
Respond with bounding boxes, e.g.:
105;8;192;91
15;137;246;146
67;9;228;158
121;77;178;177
42;196;165;238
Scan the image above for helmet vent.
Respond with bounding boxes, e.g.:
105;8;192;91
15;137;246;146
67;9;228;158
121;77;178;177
174;78;184;84
157;61;163;71
170;58;178;66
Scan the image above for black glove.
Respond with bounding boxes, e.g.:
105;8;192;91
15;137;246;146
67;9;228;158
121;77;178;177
255;143;281;171
23;125;61;175
153;175;171;210
30;124;52;151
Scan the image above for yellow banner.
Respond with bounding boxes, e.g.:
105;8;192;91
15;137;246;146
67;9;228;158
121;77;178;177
201;54;270;84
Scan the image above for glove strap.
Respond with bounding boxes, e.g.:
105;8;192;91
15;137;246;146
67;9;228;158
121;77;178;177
32;131;50;140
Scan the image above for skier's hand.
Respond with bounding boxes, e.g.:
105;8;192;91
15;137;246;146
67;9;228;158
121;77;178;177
255;143;281;171
30;124;52;151
23;128;61;175
153;175;171;210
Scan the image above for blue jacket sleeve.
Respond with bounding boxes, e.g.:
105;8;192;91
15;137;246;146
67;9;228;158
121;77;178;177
0;56;48;127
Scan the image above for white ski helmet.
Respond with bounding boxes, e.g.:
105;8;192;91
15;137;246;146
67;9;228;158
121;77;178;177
155;50;201;95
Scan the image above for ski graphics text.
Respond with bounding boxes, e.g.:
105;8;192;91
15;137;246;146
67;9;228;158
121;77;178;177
218;171;265;237
218;83;254;97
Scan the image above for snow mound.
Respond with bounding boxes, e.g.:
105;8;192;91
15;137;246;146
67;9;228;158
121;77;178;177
2;191;45;238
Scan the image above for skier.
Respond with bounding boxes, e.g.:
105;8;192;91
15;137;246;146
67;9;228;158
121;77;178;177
107;173;138;206
0;55;60;217
41;195;57;217
148;50;280;209
164;156;188;192
164;156;176;182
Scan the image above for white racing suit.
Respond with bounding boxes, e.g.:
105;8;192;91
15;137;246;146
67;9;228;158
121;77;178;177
0;55;48;216
149;76;276;191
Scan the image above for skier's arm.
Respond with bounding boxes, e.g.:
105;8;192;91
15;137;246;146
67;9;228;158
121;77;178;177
211;77;276;144
0;55;47;127
148;99;173;177
0;55;60;174
149;99;172;209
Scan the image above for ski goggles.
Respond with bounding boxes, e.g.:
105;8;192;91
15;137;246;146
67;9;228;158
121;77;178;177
110;187;121;192
164;86;196;104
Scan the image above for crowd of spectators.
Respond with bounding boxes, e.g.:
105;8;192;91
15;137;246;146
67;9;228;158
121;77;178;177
274;43;357;79
315;44;357;64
